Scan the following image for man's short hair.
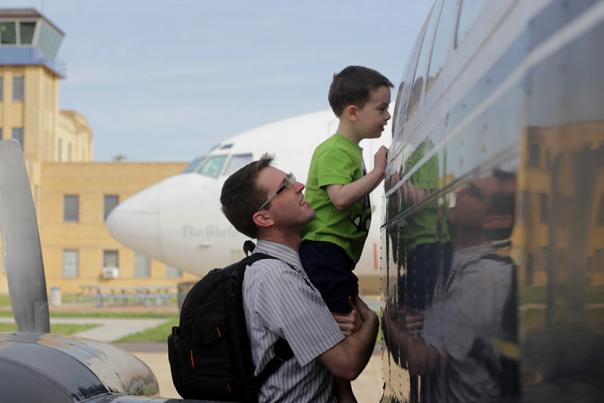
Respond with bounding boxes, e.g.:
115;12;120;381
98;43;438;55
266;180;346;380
220;154;273;239
328;65;393;116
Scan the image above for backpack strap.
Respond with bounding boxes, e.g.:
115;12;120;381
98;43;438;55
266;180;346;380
240;246;294;388
254;338;294;388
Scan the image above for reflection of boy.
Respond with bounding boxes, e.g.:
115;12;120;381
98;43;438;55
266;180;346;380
301;65;392;402
400;140;451;313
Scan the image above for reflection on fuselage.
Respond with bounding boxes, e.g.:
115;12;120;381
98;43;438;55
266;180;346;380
380;1;604;402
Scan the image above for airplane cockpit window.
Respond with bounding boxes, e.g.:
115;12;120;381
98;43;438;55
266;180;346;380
196;155;227;178
426;0;457;92
407;0;441;120
223;153;253;176
181;157;205;173
456;0;489;47
219;143;233;150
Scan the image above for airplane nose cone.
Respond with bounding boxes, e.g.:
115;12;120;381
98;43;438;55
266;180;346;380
106;181;163;261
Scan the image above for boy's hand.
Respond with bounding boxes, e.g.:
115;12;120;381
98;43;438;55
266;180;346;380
373;146;389;177
332;307;362;336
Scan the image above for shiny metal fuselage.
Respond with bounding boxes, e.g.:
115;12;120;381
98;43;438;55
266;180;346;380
380;0;604;402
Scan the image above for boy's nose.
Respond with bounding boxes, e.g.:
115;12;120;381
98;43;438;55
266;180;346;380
295;182;305;191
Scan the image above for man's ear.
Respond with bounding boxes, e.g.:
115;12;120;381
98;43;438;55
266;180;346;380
344;104;359;121
252;211;274;229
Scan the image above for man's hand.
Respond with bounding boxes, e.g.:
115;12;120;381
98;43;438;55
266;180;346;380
404;309;424;335
333;305;363;337
350;294;377;323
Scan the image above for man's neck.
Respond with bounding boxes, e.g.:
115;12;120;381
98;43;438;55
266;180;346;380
259;231;302;252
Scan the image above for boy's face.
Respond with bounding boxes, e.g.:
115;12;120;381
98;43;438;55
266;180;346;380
354;86;391;139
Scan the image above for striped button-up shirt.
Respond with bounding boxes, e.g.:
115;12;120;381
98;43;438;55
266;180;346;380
422;243;513;403
243;240;344;402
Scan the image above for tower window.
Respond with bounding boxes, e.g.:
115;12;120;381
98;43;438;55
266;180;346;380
12;76;24;101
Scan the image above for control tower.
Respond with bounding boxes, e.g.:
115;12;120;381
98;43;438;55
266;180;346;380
0;9;91;186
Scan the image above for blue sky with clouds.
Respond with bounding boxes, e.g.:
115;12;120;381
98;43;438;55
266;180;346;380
6;1;432;161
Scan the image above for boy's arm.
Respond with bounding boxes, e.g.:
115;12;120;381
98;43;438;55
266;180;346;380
327;146;388;211
319;295;379;380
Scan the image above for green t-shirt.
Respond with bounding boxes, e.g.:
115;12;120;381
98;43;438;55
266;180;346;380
403;140;450;248
302;133;371;262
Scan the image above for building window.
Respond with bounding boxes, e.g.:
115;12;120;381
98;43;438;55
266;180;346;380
598;194;604;226
0;128;3;140
19;22;36;45
529;142;540;167
68;142;72;161
526;252;534;284
104;195;119;221
63;195;79;222
57;138;62;161
103;250;119;268
166;266;182;278
63;250;79;278
0;76;3;101
539;193;548;223
0;22;17;45
596;249;603;272
134;253;151;278
12;128;24;149
12;76;24;101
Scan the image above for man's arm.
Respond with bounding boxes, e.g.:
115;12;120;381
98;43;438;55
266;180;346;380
326;146;388;211
381;306;439;376
319;295;379;380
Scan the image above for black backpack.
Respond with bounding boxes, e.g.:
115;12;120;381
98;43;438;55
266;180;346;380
167;249;293;402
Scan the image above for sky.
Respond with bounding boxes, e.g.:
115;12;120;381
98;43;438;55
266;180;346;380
6;0;433;162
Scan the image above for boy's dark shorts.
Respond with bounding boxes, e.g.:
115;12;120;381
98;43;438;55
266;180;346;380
299;240;358;314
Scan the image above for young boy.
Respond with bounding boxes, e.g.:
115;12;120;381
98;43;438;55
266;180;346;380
301;65;392;401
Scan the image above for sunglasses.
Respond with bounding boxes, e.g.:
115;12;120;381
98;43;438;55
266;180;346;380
256;172;296;211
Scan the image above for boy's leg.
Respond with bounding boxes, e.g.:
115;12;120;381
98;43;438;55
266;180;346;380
299;240;358;313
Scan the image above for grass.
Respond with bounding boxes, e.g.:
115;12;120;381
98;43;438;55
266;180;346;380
0;294;11;306
0;310;175;319
118;316;178;343
0;323;99;335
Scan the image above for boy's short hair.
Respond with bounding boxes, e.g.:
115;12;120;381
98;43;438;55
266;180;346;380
220;154;273;239
328;66;393;116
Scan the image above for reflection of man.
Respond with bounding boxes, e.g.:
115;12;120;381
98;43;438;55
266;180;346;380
383;171;516;403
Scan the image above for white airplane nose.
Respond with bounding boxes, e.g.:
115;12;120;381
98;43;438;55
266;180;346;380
106;181;164;261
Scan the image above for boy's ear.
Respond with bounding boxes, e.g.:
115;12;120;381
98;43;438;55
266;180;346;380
343;104;359;121
252;211;274;229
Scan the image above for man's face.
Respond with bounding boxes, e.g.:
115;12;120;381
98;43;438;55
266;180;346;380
255;166;315;230
355;86;391;138
449;178;492;229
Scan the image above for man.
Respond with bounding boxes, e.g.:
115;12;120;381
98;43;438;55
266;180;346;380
220;154;378;403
